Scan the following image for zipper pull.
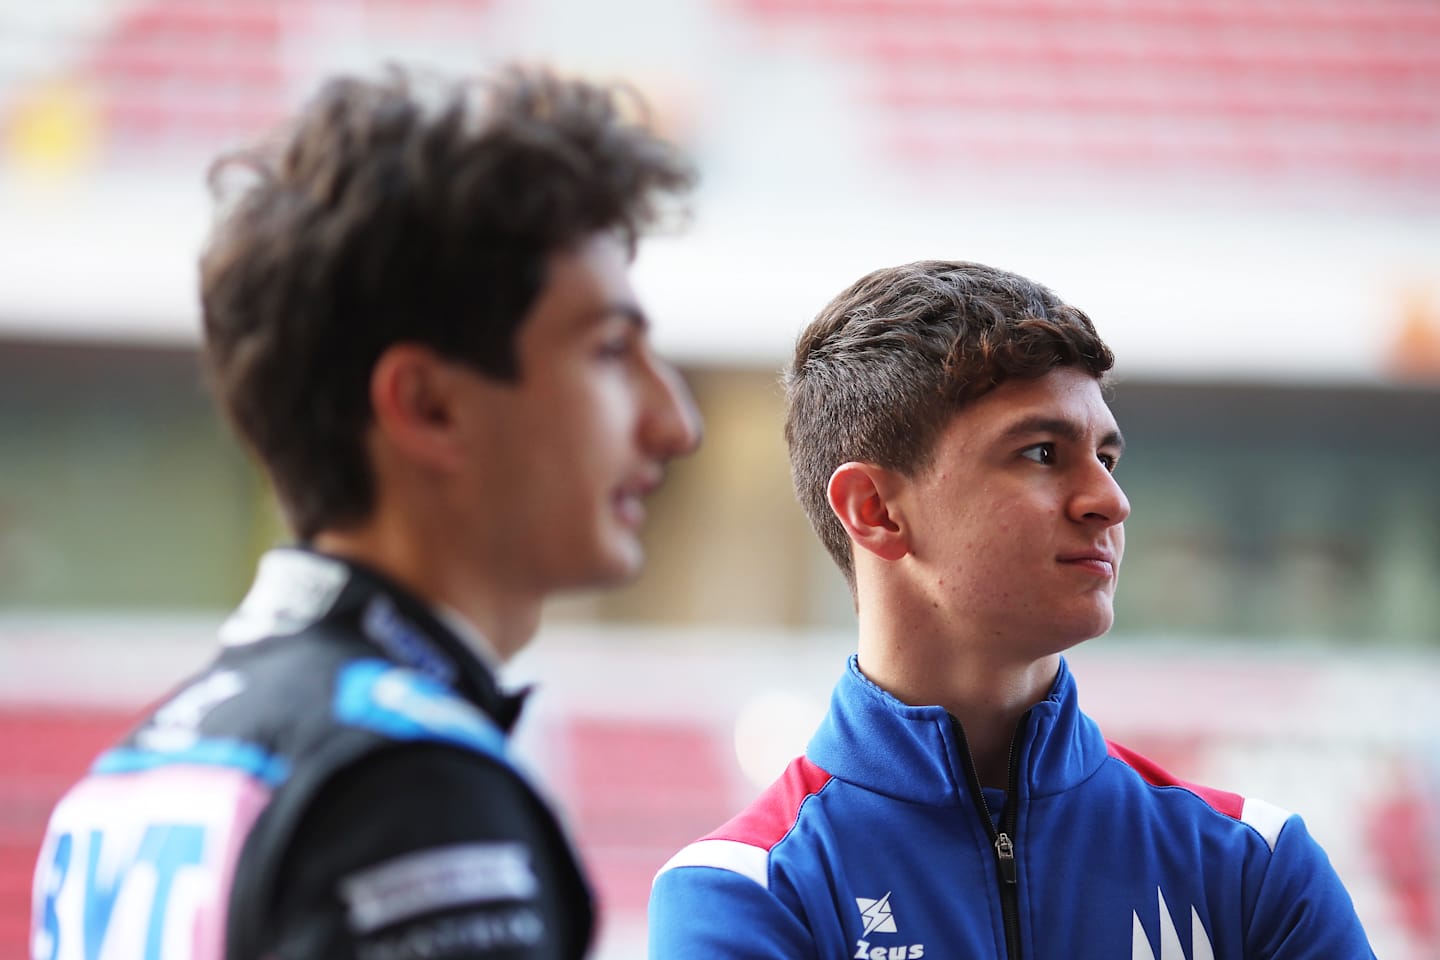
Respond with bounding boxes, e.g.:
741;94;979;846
994;832;1017;884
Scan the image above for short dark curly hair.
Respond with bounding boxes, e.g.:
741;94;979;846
199;64;695;539
784;260;1115;590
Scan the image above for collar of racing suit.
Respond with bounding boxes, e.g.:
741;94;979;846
227;546;531;732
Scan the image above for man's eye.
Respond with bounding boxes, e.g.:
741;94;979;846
595;336;632;359
1020;443;1055;464
1099;452;1119;473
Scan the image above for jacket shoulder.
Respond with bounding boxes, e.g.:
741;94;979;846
654;755;832;889
1105;739;1291;850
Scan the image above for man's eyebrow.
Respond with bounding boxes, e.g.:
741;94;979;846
590;302;648;330
997;415;1126;453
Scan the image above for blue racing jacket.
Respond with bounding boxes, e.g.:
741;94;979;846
650;655;1374;959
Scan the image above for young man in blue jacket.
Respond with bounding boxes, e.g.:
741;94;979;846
649;260;1374;959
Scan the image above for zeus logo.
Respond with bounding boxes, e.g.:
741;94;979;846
853;942;924;959
853;893;924;959
856;892;896;936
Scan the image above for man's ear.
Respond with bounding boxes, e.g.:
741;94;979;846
826;461;910;563
369;343;465;469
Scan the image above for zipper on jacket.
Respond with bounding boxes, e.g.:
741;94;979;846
951;713;1029;960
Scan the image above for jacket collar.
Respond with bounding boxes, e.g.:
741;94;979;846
220;547;528;732
806;654;1109;806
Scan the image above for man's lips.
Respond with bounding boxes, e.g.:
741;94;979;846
1057;550;1117;577
614;494;645;529
614;472;663;528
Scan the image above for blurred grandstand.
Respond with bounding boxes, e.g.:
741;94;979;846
2;1;1438;957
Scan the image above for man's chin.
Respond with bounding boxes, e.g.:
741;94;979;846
1043;604;1115;651
1075;608;1116;644
607;546;646;585
575;540;646;590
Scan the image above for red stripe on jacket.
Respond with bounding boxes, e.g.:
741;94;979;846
1107;740;1245;820
706;756;833;850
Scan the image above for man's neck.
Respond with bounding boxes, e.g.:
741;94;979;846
856;597;1061;790
311;524;540;663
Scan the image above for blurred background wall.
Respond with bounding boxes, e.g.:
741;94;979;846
1;0;1438;957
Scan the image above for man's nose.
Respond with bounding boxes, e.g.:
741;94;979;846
1071;459;1130;526
645;359;703;459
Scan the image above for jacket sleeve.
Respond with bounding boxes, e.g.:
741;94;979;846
259;743;591;960
649;858;817;959
1246;814;1376;959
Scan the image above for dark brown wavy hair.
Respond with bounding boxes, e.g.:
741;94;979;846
784;260;1115;590
200;64;695;539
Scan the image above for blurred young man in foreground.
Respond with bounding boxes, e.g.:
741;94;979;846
649;260;1373;958
33;65;699;959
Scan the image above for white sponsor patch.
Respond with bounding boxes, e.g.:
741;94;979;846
34;766;273;960
340;842;539;934
356;907;544;960
220;550;348;645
